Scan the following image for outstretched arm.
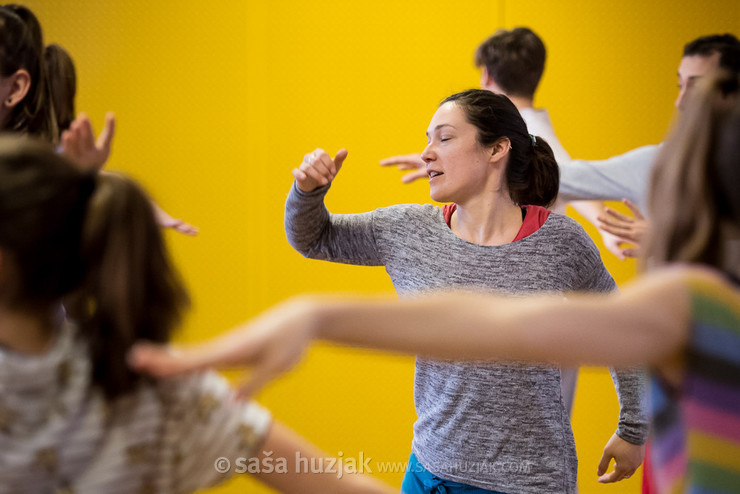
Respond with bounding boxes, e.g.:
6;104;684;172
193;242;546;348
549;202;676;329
256;421;394;493
557;145;659;206
151;202;199;236
379;153;427;184
130;268;694;397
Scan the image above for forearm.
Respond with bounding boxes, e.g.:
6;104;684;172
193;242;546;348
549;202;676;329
255;421;393;494
610;367;650;445
558;145;659;207
285;182;333;256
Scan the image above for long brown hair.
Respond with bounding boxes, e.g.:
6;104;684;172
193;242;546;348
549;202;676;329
0;136;92;309
0;5;59;142
643;73;740;270
0;137;187;400
44;43;76;134
66;173;190;401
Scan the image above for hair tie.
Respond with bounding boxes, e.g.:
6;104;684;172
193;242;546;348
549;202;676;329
529;134;537;148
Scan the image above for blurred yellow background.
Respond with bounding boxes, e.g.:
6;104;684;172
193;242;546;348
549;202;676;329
26;1;739;492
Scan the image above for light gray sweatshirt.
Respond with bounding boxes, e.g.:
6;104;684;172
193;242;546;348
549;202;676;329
285;182;648;494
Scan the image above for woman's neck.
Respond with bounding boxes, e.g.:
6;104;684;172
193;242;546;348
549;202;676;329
0;304;57;354
450;193;524;246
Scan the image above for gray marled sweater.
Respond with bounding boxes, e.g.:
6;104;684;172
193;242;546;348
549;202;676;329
285;182;648;494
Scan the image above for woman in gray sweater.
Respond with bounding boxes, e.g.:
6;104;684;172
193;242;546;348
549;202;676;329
136;89;647;494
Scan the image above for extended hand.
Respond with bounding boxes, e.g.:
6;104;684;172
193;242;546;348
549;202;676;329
60;112;115;172
293;148;348;192
152;202;199;236
597;433;645;483
379;153;426;184
597;199;649;259
128;297;320;397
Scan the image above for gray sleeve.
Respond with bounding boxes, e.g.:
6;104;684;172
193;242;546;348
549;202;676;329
576;232;650;445
558;144;661;214
610;367;649;445
284;182;384;266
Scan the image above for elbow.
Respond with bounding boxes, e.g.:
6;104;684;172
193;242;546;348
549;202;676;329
285;234;312;258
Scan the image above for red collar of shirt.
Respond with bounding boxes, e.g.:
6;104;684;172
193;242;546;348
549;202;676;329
442;204;551;242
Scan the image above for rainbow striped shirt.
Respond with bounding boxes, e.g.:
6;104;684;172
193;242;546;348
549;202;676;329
650;273;740;493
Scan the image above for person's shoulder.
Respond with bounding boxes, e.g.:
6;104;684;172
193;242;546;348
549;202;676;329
537;212;603;257
154;370;230;408
375;203;442;222
541;211;591;238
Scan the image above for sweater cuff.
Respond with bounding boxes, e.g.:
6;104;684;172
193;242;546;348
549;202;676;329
615;422;649;445
291;181;331;197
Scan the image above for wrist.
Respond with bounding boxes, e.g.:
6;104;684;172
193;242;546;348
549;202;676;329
288;295;331;341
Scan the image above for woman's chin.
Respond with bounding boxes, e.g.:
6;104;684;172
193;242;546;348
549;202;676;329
429;185;450;203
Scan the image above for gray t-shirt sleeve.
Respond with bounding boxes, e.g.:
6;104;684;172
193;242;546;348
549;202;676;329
558;144;661;215
573;226;649;445
284;181;384;266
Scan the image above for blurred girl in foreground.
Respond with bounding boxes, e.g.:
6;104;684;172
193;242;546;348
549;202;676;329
0;138;390;493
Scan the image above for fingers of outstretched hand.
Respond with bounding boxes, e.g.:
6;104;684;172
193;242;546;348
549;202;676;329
127;343;192;377
98;112;116;150
597;211;637;240
622;247;639;258
77;114;95;149
597;220;631;239
379;154;424;168
601;207;633;224
622;198;645;219
601;234;627;261
164;218;199;236
61;129;80;160
173;220;199;236
402;169;429;184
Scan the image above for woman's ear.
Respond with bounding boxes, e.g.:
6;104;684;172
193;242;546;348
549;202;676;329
489;137;511;164
2;69;31;109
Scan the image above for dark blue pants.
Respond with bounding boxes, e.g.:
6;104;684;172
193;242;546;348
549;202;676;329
401;453;507;494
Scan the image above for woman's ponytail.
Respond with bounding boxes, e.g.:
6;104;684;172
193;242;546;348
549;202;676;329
65;174;190;401
510;135;560;207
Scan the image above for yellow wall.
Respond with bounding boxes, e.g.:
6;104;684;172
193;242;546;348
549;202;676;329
26;1;739;492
